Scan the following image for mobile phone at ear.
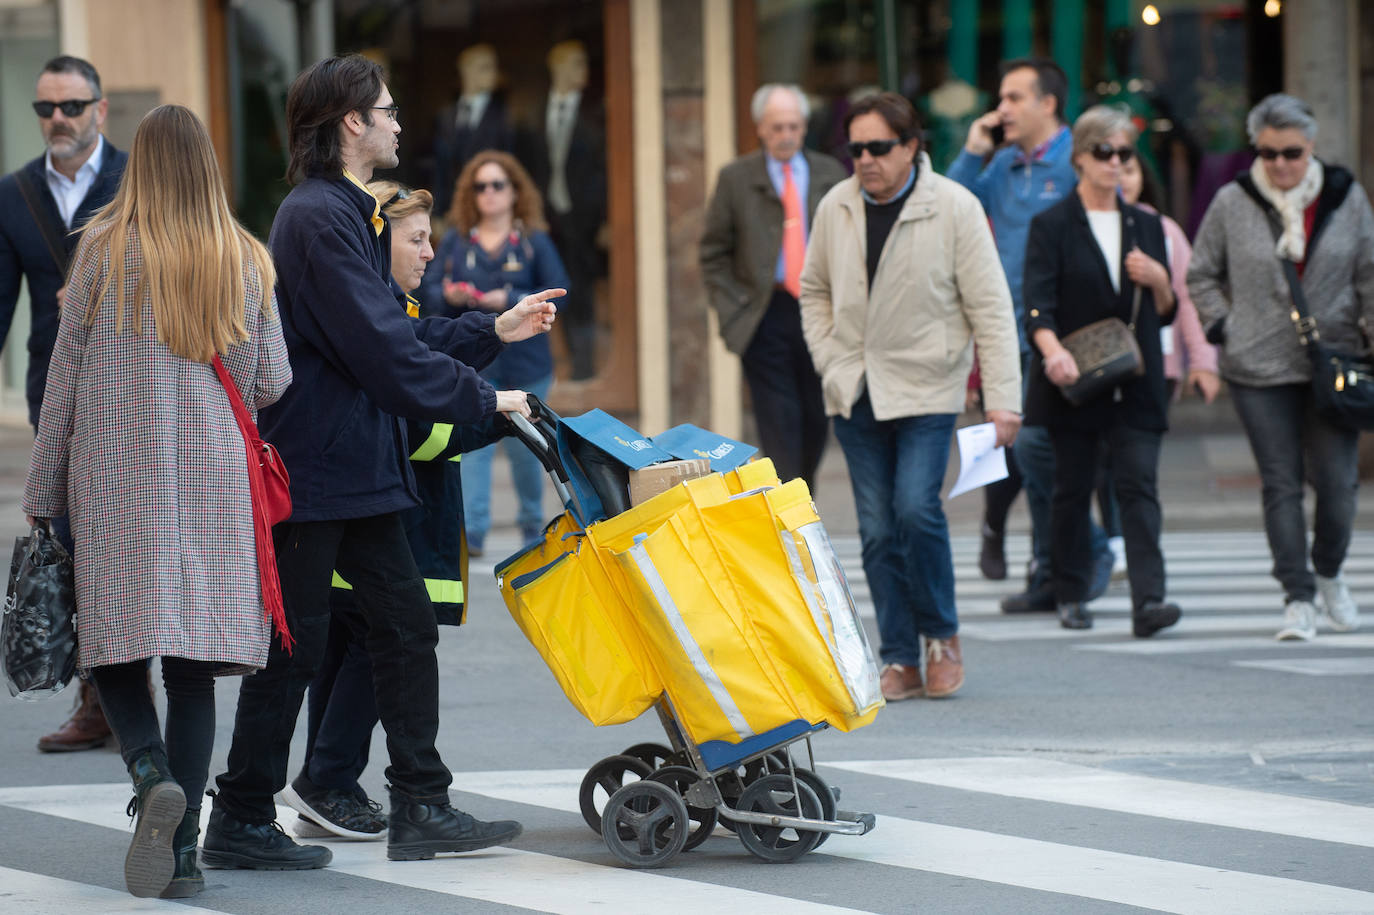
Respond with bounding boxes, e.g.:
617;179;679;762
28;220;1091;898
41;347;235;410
988;123;1005;146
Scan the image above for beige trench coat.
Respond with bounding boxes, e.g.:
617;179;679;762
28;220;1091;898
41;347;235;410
799;153;1021;421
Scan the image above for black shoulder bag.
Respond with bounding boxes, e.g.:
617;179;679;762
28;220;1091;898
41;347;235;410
1277;258;1374;431
1058;212;1146;406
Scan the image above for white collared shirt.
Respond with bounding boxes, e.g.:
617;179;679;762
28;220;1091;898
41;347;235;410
457;92;490;130
45;134;105;229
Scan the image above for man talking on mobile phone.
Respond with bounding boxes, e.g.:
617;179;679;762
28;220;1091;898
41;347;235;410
947;58;1115;615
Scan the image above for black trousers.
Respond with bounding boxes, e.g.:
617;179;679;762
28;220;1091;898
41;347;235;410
301;595;379;792
741;289;829;490
213;513;450;823
94;657;217;808
1050;423;1165;610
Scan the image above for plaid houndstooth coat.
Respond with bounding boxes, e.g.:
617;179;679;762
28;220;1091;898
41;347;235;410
22;222;292;673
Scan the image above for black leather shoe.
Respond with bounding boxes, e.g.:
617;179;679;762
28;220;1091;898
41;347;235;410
387;794;522;861
1133;601;1181;638
1001;582;1055;614
1057;601;1093;629
201;807;332;870
978;524;1007;580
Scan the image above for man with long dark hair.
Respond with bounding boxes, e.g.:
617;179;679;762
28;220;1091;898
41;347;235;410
204;54;561;869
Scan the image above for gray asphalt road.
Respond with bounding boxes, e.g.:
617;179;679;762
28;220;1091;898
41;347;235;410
1;418;1372;913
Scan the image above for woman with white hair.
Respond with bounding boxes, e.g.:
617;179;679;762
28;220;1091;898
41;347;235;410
1022;105;1180;636
1188;93;1373;641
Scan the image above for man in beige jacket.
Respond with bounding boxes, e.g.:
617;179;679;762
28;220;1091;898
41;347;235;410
800;92;1021;700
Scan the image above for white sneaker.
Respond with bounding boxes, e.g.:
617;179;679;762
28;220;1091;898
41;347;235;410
1316;574;1361;632
1276;600;1318;641
1109;536;1128;581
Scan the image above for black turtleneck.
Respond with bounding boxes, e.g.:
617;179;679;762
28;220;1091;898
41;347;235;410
864;163;918;289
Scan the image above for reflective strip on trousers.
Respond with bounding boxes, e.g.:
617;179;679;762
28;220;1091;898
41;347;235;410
626;541;753;740
332;570;464;605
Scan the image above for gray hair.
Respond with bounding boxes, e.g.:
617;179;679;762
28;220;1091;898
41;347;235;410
751;84;810;123
1245;93;1318;143
1071;105;1138;162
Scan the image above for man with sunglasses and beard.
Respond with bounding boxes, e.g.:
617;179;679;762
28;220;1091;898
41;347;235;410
948;57;1117;617
800;92;1021;701
0;55;127;753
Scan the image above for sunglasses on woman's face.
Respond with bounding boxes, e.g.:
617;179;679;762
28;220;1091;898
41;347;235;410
1090;143;1135;163
474;180;509;193
846;139;901;159
1256;146;1305;161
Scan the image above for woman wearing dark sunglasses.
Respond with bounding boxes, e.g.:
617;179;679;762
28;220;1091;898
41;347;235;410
426;150;569;555
1189;93;1371;641
1023;105;1180;636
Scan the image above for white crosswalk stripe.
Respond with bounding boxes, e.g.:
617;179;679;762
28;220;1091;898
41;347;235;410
832;530;1374;673
3;756;1373;913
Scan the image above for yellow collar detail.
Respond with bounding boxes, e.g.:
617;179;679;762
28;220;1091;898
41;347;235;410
405;293;420;318
343;169;385;236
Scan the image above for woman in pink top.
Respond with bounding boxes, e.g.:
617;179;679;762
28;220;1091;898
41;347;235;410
1119;155;1220;402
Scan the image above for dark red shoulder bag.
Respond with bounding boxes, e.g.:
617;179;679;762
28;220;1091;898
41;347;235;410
212;355;294;653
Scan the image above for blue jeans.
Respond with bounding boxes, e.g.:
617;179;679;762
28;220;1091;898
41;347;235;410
833;393;958;667
462;372;552;540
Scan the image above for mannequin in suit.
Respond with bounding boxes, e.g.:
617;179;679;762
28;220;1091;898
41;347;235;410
433;43;514;209
526;39;605;380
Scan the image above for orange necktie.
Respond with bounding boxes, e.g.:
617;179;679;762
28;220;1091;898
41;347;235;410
781;162;805;299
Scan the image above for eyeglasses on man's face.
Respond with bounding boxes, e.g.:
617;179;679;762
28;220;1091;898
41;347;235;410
1255;145;1305;161
370;104;400;122
32;98;98;119
846;139;901;159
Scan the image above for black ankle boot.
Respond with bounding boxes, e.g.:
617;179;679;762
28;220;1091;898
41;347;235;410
124;751;186;898
387;788;522;861
201;806;332;870
160;808;204;898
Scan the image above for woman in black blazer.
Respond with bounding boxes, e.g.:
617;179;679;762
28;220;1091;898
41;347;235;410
1022;106;1181;637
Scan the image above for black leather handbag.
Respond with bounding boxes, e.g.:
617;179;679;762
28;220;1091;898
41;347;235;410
1279;259;1374;431
1057;286;1145;406
2;524;77;699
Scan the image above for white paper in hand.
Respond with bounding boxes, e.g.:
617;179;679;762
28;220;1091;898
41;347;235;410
948;422;1009;498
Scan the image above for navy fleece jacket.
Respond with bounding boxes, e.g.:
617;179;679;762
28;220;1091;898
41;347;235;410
260;174;502;521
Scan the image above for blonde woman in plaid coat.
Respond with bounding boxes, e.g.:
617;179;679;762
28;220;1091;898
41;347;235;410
22;105;291;900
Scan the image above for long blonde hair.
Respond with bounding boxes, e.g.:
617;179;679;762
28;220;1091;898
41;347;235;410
82;104;276;362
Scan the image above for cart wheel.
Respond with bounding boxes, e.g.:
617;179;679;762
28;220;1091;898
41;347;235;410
601;780;690;868
621;742;675;771
789;768;838;849
647;765;719;850
580;754;652;834
733;772;824;863
715;750;790;832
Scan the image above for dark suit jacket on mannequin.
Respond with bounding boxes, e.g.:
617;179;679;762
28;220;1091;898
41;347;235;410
0;143;128;427
432;92;514;210
522;96;606;379
700;148;846;355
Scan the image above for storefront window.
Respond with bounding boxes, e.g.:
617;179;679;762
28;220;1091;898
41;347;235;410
332;0;615;385
750;0;1281;234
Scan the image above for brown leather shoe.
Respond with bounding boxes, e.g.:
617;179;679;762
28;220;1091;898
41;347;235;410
879;663;923;701
923;635;964;699
37;680;111;752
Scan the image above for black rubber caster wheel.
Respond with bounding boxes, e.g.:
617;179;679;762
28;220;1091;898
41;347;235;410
579;754;652;834
621;742;676;770
647;765;719;850
787;767;837;849
733;772;824;863
601;780;690;868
